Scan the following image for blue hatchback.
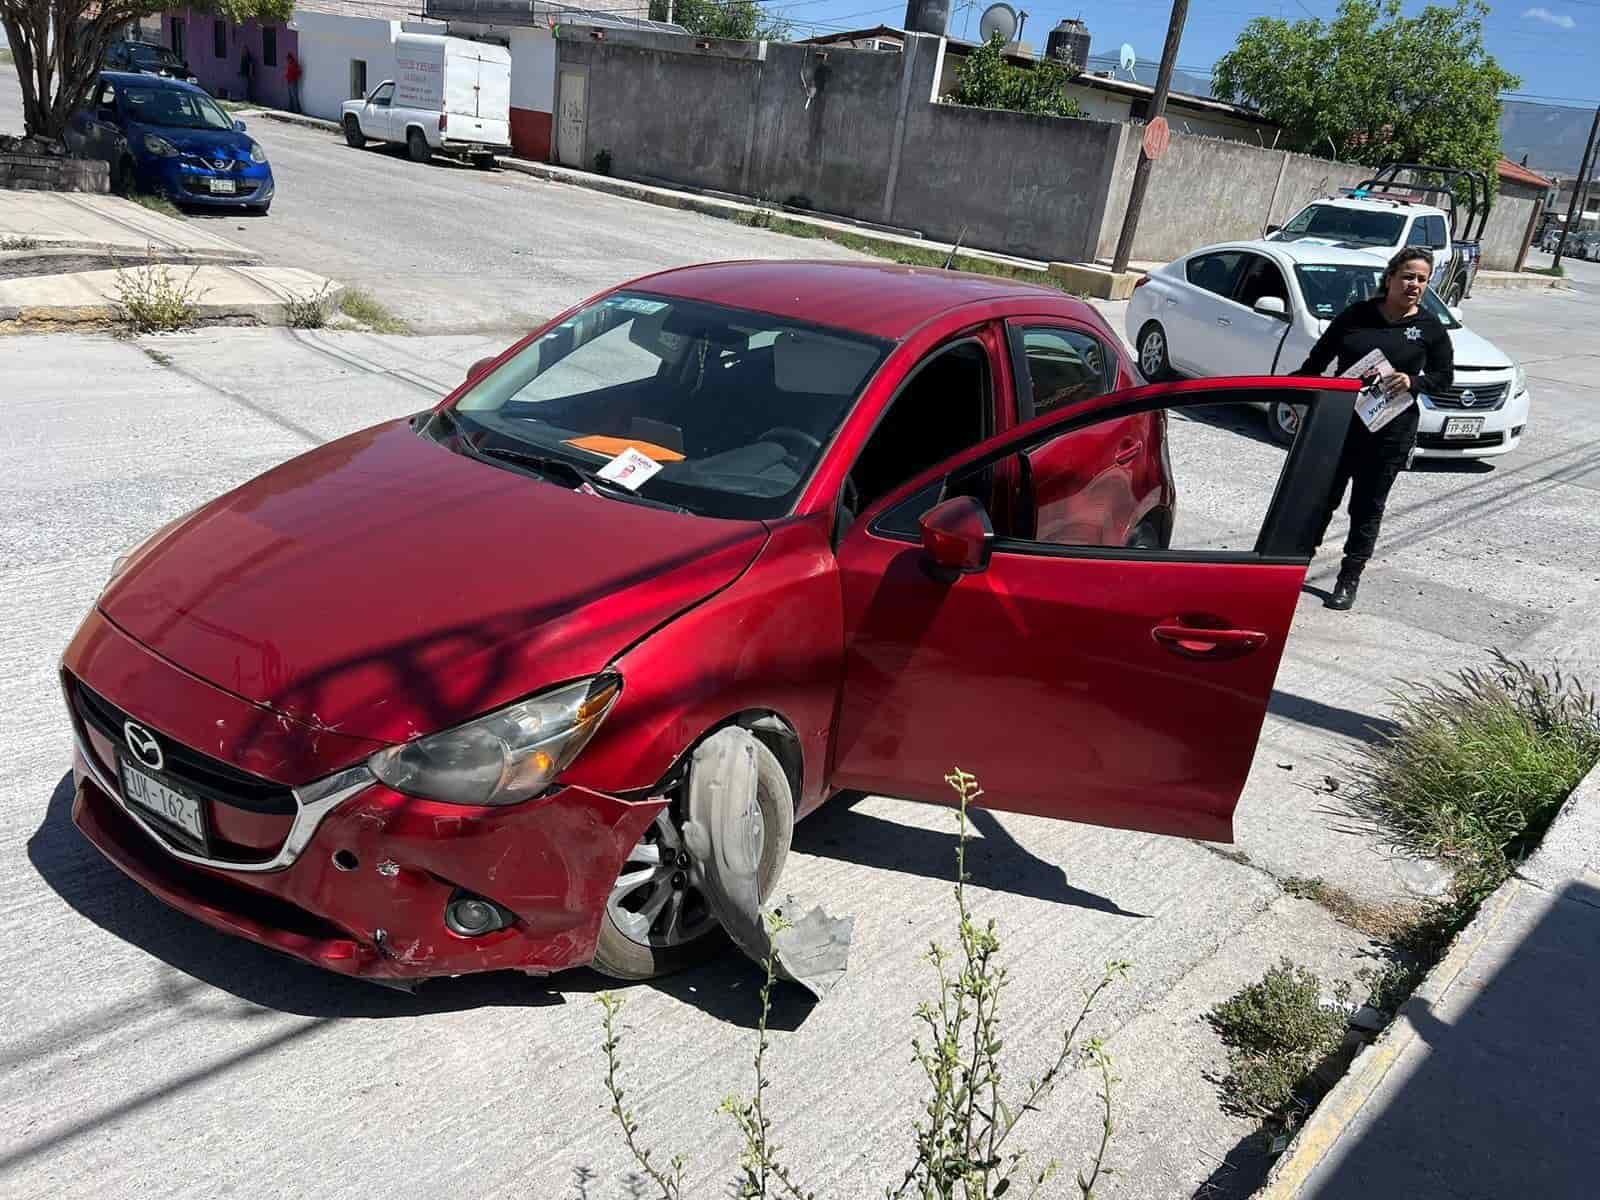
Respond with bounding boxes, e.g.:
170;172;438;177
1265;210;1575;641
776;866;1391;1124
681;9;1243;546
67;72;275;213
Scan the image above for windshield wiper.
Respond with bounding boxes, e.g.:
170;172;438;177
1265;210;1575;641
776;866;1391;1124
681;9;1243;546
470;444;691;514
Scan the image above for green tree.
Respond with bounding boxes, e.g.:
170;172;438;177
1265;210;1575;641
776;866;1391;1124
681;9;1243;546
2;0;292;141
949;32;1086;119
646;0;791;41
1212;0;1518;178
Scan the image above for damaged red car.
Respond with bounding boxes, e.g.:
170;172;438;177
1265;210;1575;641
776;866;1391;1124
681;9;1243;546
63;261;1354;986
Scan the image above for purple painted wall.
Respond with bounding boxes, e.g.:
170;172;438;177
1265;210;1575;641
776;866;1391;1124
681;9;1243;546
143;9;300;109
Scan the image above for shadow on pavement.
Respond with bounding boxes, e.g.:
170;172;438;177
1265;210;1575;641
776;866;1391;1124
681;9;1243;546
1268;689;1400;745
29;772;809;1030
792;792;1150;918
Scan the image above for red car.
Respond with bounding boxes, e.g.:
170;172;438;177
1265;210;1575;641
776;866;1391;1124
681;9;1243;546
63;261;1354;985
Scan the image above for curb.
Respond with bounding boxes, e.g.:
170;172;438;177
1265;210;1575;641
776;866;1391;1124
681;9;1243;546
0;271;346;330
238;108;340;134
1471;271;1572;293
1257;761;1600;1198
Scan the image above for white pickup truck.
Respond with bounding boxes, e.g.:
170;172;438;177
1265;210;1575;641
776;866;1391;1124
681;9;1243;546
1268;163;1490;307
341;33;511;167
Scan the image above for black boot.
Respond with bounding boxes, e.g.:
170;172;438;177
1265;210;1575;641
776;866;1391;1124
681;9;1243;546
1326;573;1360;611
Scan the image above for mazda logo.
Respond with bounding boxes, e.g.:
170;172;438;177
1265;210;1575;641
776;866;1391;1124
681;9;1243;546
1459;390;1479;407
124;721;164;772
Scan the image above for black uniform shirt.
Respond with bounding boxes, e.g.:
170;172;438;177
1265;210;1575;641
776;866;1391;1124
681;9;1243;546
1296;297;1454;395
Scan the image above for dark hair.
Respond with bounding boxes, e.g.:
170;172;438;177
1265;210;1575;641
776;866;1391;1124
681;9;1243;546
1384;245;1434;283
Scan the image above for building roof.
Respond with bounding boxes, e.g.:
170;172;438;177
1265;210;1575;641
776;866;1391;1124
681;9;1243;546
799;26;1274;127
1497;157;1554;189
421;0;685;31
294;0;420;18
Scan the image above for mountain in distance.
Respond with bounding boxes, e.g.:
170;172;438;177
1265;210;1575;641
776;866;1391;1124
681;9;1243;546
1499;99;1591;178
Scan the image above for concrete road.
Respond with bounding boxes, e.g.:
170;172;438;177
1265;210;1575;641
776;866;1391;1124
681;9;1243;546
7;65;1600;1200
0;68;867;335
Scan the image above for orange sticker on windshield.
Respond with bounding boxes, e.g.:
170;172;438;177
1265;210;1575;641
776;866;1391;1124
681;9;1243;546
565;436;685;462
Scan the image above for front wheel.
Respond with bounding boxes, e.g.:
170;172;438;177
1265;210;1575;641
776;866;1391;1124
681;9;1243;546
592;735;794;980
1266;400;1302;447
111;156;136;196
343;116;366;148
406;128;432;163
1137;322;1172;382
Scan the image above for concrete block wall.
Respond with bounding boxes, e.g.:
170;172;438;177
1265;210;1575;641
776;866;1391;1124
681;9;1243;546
1480;179;1542;271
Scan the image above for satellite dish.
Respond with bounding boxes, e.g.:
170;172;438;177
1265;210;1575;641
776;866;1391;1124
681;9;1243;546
978;2;1018;45
1119;42;1137;77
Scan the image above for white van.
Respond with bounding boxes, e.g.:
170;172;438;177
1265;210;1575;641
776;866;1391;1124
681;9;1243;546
341;33;511;166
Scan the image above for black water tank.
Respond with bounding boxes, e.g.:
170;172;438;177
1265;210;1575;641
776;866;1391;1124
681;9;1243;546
1046;18;1090;71
904;0;950;37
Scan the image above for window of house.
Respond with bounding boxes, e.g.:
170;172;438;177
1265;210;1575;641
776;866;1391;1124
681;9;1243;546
170;18;185;60
351;59;368;100
213;19;226;60
262;27;278;68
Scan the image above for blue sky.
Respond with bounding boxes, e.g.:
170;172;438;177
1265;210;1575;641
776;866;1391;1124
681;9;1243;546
774;0;1600;110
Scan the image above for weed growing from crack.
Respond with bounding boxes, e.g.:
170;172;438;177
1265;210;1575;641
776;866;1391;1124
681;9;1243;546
285;282;335;329
597;766;1129;1200
338;287;409;334
113;249;204;333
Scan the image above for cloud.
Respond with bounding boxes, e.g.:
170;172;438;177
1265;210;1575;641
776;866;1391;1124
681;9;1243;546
1523;7;1577;28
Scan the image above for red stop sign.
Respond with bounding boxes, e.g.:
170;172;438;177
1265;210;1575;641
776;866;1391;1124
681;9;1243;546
1142;116;1171;162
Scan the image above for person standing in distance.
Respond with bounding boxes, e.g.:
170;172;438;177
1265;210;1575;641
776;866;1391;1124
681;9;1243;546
1294;246;1453;611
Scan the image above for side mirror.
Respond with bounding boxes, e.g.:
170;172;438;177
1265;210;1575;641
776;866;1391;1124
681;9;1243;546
920;495;993;574
465;355;498;384
1264;223;1281;236
233;118;247;132
1253;295;1289;321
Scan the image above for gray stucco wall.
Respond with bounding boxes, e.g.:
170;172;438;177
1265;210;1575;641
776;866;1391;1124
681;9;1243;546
1480;179;1542;271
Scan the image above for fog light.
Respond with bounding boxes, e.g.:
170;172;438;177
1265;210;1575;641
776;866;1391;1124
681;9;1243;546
445;891;509;937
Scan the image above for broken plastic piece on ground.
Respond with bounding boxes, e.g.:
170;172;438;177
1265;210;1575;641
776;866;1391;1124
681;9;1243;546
683;727;854;1000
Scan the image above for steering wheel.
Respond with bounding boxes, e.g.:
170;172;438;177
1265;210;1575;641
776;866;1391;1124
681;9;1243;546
758;426;824;466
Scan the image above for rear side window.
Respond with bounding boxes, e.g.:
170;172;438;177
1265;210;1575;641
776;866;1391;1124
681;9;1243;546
1185;251;1247;298
1010;326;1112;418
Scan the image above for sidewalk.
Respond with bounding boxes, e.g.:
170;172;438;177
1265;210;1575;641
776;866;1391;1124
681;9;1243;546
0;264;343;328
1260;764;1600;1199
0;189;257;262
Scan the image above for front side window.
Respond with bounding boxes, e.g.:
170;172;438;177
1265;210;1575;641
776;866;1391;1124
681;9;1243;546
121;86;234;130
1234;255;1290;309
369;82;394;107
445;292;891;520
1277;204;1407;247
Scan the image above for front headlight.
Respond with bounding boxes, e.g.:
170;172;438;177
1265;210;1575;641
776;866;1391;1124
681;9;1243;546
249;141;267;164
1514;364;1527;397
143;133;178;157
368;675;621;806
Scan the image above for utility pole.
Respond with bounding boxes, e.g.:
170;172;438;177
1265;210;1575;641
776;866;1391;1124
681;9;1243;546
1111;0;1188;274
1553;103;1600;271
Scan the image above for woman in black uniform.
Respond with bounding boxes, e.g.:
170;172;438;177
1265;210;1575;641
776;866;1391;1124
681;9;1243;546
1296;246;1454;611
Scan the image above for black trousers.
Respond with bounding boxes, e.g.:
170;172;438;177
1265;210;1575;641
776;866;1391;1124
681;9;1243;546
1313;411;1416;578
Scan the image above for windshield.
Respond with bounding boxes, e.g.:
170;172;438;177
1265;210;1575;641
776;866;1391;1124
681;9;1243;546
439;292;892;520
1294;263;1460;329
130;45;185;68
123;86;233;130
1276;204;1407;248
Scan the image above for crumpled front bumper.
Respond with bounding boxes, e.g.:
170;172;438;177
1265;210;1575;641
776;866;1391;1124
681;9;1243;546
65;611;663;983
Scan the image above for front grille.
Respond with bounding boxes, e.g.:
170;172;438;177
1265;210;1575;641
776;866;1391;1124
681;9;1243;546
1426;380;1509;411
1417;430;1507;451
70;678;296;815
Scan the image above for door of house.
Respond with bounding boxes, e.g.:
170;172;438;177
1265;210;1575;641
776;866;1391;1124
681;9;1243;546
556;69;587;168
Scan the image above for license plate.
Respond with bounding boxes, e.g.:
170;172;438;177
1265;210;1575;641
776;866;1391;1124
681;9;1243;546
208;178;237;194
1443;417;1483;439
120;758;208;849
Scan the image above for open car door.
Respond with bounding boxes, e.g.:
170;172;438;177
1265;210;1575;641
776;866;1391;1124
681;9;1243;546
829;377;1356;843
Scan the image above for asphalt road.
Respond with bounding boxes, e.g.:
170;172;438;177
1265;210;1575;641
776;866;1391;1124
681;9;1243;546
7;68;1600;1200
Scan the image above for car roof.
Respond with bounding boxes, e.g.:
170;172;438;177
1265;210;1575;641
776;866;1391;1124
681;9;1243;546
1175;240;1389;268
99;70;202;92
627;260;1089;341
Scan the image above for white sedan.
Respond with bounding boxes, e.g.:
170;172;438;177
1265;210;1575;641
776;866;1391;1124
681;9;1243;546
1126;241;1530;458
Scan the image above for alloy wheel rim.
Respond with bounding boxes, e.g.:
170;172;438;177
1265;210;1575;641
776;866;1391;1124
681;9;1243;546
606;809;718;948
1140;331;1165;376
1275;402;1301;437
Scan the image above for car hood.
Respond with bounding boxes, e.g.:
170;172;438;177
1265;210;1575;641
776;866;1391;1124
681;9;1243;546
1445;324;1513;371
100;420;769;745
132;123;254;160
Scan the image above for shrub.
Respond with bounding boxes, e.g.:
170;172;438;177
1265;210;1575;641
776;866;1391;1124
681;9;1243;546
1208;959;1352;1122
114;251;204;333
599;767;1130;1199
284;282;335;329
337;287;409;334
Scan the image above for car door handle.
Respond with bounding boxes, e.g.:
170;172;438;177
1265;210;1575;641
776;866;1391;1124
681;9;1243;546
1113;440;1143;466
1216;317;1232;327
1152;622;1267;658
1165;297;1178;306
